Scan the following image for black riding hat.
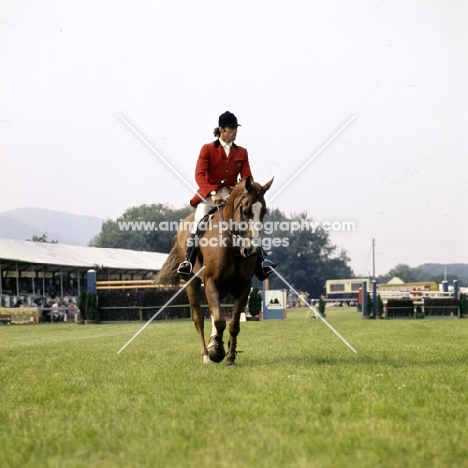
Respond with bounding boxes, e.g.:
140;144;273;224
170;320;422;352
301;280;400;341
218;111;241;127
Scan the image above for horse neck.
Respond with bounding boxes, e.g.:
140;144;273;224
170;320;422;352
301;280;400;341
223;186;244;221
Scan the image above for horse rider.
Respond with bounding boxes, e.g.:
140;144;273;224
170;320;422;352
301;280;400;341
177;111;276;280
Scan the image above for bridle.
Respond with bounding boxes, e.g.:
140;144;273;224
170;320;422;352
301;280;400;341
234;192;261;219
218;189;265;254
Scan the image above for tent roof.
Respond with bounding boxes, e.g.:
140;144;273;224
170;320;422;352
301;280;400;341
0;238;168;273
387;276;405;284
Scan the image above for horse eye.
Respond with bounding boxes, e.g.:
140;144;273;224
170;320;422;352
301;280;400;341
241;202;251;216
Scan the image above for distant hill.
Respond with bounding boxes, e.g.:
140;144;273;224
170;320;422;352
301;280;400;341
0;207;103;246
417;263;468;281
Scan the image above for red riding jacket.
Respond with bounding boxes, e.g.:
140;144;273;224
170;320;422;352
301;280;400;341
189;140;253;207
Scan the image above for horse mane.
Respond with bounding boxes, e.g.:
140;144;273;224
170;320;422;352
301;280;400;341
223;180;244;215
229;178;247;198
223;176;263;219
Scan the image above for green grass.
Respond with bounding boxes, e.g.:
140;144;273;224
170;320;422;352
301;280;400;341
1;309;468;468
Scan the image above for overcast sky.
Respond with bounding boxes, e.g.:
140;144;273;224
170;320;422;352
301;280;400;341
1;0;467;276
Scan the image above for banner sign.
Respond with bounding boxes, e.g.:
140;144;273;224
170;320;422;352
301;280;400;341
0;307;39;324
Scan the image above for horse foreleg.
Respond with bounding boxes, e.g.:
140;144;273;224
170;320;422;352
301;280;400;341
226;289;250;365
205;280;226;363
226;318;240;366
187;281;209;363
193;306;210;364
206;315;226;363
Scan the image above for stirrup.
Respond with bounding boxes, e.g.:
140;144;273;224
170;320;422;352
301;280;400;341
177;261;192;276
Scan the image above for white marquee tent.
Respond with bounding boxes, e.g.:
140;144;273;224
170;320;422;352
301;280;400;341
0;238;168;300
0;238;168;272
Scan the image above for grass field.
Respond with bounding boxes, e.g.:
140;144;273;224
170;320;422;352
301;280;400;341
1;308;468;468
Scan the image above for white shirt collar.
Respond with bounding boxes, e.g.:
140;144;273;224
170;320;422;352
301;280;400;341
219;138;233;149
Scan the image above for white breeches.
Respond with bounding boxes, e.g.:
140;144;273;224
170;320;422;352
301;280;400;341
190;187;231;234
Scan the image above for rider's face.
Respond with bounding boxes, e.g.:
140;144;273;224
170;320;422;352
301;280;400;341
219;126;238;144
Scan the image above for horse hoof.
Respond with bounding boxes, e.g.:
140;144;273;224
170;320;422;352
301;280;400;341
207;336;226;363
226;360;236;366
208;347;226;363
202;355;211;364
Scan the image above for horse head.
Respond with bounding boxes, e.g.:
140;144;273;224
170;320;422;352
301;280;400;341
225;176;274;258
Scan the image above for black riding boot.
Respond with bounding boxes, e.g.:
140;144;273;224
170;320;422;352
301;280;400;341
177;233;197;276
254;248;277;281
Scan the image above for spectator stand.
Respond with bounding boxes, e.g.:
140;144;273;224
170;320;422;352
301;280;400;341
0;237;169;323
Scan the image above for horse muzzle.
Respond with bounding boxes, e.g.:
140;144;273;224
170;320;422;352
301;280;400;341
229;234;259;258
239;237;259;258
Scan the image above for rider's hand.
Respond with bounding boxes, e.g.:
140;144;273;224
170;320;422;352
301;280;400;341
212;194;223;205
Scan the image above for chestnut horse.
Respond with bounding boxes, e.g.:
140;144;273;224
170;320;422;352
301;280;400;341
155;176;273;365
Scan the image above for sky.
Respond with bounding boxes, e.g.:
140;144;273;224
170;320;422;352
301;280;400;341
1;0;467;277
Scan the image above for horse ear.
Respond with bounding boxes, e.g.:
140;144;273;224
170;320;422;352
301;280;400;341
245;176;253;190
262;178;274;193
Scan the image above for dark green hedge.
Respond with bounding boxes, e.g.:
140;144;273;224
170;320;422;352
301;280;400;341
423;298;459;317
460;293;468;317
97;288;235;321
386;299;414;318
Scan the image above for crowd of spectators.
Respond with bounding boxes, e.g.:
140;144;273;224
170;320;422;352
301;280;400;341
11;294;79;322
38;297;79;322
